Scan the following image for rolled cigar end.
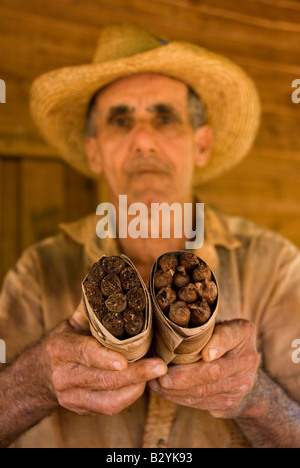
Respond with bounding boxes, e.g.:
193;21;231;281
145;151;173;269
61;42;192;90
189;301;211;326
126;287;146;312
101;273;122;296
159;253;178;273
177;283;198;304
120;267;140;290
173;267;191;288
192;262;212;282
123;310;144;336
156;287;177;311
169;301;191;326
105;293;127;313
101;256;126;274
154;270;174;289
102;311;125;338
87;262;106;286
179;252;199;271
195;280;218;305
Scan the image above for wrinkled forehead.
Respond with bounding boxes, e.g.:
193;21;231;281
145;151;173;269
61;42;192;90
94;72;189;106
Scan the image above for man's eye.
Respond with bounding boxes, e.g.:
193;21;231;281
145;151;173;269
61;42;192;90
157;115;175;125
110;117;132;128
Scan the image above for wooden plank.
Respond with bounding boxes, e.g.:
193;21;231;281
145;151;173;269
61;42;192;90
63;164;98;222
19;159;65;250
0;158;21;286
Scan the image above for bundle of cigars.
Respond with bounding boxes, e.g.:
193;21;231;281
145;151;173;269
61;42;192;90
82;255;152;363
82;251;219;365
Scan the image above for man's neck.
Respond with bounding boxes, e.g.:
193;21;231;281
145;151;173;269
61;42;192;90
113;193;196;284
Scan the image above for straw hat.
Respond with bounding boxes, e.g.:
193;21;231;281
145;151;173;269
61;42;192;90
30;23;261;184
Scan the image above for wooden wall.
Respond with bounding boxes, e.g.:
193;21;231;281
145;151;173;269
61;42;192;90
1;0;300;286
0;157;97;284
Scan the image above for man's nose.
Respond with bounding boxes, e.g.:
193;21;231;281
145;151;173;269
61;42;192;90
130;122;157;154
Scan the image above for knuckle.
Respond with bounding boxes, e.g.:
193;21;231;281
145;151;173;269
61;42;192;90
98;371;118;391
206;361;223;383
197;383;213;399
52;367;70;392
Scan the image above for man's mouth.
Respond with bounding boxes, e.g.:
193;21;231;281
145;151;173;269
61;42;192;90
127;165;170;177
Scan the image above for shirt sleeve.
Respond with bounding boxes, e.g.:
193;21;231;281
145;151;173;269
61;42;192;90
258;240;300;403
0;247;44;362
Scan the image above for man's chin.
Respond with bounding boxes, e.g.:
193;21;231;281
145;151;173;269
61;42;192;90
125;180;176;205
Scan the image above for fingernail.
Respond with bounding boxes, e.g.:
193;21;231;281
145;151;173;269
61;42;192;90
153;363;167;377
113;360;125;371
207;348;219;361
159;374;173;389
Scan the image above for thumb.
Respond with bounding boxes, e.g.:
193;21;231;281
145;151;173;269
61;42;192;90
69;301;90;333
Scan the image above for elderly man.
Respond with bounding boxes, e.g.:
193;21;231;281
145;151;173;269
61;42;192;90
0;24;300;448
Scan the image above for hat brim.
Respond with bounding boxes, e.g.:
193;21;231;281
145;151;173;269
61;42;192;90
30;42;261;184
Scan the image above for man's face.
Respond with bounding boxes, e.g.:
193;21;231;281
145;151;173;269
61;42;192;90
85;73;212;205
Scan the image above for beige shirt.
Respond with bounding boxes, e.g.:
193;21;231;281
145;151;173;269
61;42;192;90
1;206;300;448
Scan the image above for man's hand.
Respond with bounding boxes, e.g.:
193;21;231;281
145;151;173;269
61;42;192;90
44;303;167;416
0;303;168;448
149;320;260;419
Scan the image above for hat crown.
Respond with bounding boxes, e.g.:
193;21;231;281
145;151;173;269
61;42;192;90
93;23;169;63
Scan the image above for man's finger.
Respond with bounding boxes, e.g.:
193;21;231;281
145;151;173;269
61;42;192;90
56;358;168;391
49;329;128;371
58;382;146;416
158;355;244;390
201;319;256;362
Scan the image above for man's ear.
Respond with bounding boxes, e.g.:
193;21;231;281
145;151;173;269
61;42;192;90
194;125;213;168
84;137;103;175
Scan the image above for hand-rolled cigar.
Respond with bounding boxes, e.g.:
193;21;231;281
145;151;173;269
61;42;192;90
192;262;212;282
179;252;199;271
102;311;125;338
101;256;126;275
177;283;198;304
84;255;148;345
84;280;102;301
173;266;191;288
159;253;179;273
87;262;106;285
189;301;211;326
156;287;177;311
105;293;127;313
101;273;122;296
123;310;144;336
169;301;191;327
195;280;218;305
91;297;109;321
126;287;146;312
120;267;140;290
153;251;218;330
154;270;174;289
